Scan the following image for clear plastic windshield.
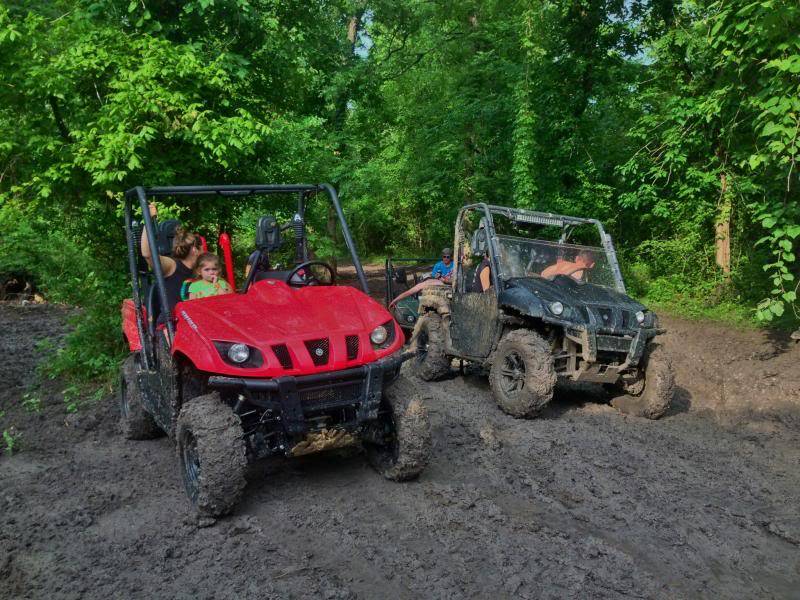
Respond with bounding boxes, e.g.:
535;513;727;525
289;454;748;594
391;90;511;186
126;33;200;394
496;235;617;289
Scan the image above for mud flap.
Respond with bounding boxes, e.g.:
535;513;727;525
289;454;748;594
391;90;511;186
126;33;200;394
357;362;384;422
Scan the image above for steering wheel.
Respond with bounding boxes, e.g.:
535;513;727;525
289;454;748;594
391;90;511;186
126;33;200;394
285;261;336;287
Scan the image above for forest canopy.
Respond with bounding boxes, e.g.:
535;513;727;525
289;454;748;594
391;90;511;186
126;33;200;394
0;0;798;382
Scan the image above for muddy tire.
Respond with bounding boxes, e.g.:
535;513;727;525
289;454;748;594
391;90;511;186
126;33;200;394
119;354;162;440
489;329;556;418
411;312;450;381
365;374;431;481
611;343;674;419
176;393;247;517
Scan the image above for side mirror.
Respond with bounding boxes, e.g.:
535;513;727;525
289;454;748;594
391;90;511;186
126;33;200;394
255;215;282;252
394;267;407;285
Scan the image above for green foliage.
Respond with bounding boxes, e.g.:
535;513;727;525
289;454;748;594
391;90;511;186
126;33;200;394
1;411;20;456
0;0;797;390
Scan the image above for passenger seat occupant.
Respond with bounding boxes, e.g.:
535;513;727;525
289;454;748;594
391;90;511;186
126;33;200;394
140;203;202;314
471;253;491;292
188;253;233;299
540;250;596;282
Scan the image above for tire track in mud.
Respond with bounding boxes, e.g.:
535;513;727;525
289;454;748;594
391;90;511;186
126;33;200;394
2;303;800;599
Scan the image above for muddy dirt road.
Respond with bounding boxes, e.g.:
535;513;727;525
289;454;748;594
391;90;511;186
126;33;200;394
1;302;799;599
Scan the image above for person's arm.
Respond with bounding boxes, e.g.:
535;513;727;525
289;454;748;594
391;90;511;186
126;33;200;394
480;265;491;291
431;262;442;279
140;202;177;277
389;278;442;307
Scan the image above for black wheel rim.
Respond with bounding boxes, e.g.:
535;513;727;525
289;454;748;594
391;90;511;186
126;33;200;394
416;326;430;364
500;351;526;395
181;431;200;505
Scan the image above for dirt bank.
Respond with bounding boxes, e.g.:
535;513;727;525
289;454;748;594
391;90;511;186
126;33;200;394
1;301;799;599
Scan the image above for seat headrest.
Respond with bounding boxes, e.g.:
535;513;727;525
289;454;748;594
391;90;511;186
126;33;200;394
471;226;487;255
156;219;181;256
256;215;282;252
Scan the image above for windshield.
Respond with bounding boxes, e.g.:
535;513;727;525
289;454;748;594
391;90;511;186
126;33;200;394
496;235;617;289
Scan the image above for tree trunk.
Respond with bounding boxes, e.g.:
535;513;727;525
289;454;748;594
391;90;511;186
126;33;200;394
327;10;366;275
715;173;731;276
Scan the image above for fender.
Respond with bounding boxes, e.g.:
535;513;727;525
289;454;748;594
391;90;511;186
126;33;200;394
497;287;546;319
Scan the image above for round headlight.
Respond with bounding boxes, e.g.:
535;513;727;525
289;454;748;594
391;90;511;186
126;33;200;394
370;325;388;345
635;310;646;325
228;343;250;364
549;301;564;316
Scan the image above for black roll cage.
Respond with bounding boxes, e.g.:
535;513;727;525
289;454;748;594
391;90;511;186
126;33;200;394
123;184;368;370
452;203;626;297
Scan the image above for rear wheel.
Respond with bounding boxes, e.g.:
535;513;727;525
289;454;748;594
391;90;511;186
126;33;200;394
119;354;162;440
489;329;556;418
411;312;450;381
176;393;247;517
365;374;431;481
611;343;674;419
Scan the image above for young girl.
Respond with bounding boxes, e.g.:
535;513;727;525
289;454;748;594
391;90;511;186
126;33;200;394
188;253;233;299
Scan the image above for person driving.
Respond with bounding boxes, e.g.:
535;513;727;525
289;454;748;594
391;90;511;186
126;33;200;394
431;248;453;281
540;250;596;281
388;247;455;308
140;203;202;315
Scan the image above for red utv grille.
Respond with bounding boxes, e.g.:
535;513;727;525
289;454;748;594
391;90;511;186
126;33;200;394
271;344;293;369
304;338;330;366
346;335;359;360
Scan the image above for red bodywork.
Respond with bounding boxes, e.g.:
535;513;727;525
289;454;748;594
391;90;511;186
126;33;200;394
122;280;403;377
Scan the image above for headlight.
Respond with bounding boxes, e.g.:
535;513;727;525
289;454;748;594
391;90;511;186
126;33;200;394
549;301;564;316
228;343;250;364
635;310;646;325
370;325;388;345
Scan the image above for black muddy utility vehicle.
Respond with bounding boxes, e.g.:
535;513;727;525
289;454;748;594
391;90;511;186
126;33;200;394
411;204;674;419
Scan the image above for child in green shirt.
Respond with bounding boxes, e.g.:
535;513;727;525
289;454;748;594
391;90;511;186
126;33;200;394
188;252;233;299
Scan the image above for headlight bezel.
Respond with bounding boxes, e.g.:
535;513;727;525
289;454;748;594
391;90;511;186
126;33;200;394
370;325;388;345
371;320;397;350
213;341;263;368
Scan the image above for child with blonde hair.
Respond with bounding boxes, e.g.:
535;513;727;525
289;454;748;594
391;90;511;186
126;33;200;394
188;252;233;299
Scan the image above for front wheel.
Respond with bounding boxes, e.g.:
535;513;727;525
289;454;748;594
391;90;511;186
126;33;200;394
411;312;450;381
489;329;556;418
364;374;431;481
119;354;162;440
611;343;674;419
176;393;247;517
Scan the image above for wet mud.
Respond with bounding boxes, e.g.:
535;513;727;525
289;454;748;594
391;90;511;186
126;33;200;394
1;300;799;599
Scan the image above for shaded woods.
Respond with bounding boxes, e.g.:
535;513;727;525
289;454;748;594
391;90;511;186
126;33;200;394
0;0;798;382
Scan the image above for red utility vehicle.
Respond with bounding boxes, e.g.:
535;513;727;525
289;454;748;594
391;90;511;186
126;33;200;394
120;184;430;517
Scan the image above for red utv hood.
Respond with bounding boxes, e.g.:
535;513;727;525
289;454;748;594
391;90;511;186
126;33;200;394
172;280;401;377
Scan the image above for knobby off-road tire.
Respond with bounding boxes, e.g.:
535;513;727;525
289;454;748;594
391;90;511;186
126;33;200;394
365;374;432;481
411;312;450;381
119;354;162;440
611;343;674;420
176;393;247;517
489;329;556;418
